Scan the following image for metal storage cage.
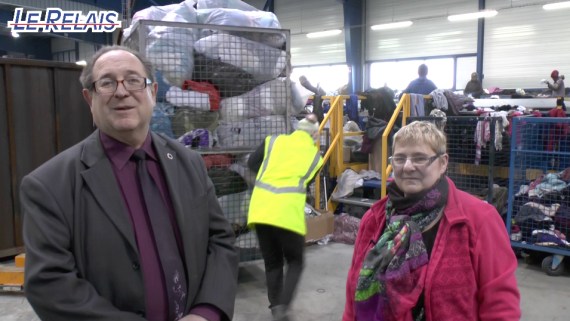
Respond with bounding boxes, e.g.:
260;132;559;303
407;116;511;216
506;117;570;276
123;20;292;262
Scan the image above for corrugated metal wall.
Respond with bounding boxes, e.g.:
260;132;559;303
366;0;478;61
484;1;570;88
275;0;345;66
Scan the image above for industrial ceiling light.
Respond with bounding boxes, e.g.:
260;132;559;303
75;60;87;66
448;10;498;21
306;29;342;39
370;21;413;31
543;1;570;10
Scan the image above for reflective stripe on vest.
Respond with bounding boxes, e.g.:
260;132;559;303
255;136;321;194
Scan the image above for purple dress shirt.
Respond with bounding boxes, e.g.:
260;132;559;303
100;132;221;321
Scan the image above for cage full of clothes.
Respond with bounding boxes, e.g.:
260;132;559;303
506;117;570;276
407;116;511;216
122;10;297;261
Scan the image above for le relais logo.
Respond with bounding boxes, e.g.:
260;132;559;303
7;8;121;33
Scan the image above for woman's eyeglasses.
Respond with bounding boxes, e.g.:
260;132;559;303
389;154;442;167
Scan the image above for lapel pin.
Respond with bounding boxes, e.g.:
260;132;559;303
167;153;173;160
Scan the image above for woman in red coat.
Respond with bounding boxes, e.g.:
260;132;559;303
343;121;520;321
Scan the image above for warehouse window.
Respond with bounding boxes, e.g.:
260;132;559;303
369;56;476;92
456;56;477;91
291;64;349;95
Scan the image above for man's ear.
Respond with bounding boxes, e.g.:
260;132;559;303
82;88;92;107
150;82;158;101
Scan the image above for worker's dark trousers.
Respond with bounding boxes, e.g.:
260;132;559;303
256;224;305;308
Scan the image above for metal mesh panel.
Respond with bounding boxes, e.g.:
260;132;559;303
408;116;510;215
123;20;291;262
507;117;570;258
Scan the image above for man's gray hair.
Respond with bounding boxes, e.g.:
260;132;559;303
79;45;155;90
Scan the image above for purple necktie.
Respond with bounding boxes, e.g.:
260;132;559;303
132;150;187;321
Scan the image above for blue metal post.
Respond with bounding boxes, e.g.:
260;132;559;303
477;0;486;84
343;0;364;94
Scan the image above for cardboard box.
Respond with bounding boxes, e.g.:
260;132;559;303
305;211;335;243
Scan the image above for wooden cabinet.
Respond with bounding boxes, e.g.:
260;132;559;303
0;59;93;258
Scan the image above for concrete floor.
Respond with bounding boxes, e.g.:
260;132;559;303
1;242;570;321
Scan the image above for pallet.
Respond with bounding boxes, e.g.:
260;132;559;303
0;253;24;292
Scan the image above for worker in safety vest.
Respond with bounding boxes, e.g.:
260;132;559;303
247;113;323;321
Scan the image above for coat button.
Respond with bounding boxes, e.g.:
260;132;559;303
132;262;140;270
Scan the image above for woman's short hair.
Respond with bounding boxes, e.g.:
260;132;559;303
392;121;447;155
79;45;155;90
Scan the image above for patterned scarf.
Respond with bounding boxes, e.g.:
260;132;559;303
354;177;448;321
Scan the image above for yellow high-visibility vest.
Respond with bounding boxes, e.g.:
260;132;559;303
247;130;323;235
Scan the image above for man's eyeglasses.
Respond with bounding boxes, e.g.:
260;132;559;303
389;154;442;168
92;76;151;94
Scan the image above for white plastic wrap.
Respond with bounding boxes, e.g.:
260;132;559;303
196;8;285;48
194;33;286;81
219;78;290;121
216;115;287;147
145;1;198;87
218;190;252;227
197;0;257;11
166;86;211;111
197;8;281;29
229;155;256;188
122;3;180;38
290;81;309;115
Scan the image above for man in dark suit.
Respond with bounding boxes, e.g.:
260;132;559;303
20;45;238;321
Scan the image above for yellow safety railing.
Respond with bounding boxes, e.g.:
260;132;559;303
313;95;366;211
312;93;412;209
314;95;344;211
380;94;411;198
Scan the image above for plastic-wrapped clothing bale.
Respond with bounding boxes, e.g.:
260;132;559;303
147;28;195;87
217;190;251;227
150;102;175;138
146;1;197;87
166;86;211;111
194;33;286;82
229;161;256;189
290;81;309;115
192;54;264;98
219;78;290;121
198;8;280;29
216;115;287;147
197;0;259;11
122;3;179;38
171;108;219;136
196;8;285;48
155;70;172;102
